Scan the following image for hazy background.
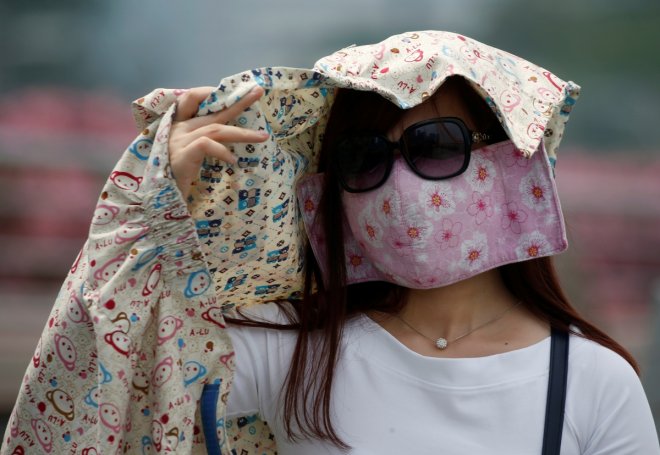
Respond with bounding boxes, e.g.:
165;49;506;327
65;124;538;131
1;0;659;441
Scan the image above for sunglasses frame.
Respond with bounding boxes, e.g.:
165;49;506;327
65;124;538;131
333;117;490;193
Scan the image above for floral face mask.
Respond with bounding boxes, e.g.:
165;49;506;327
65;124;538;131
296;140;568;288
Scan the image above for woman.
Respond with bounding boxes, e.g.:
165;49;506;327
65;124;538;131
3;31;658;455
167;62;658;454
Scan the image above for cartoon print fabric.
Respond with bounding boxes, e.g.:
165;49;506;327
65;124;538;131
298;140;567;289
315;30;581;165
2;30;579;454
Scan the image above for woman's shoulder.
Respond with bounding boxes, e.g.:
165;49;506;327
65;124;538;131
566;332;646;410
568;332;638;382
565;334;659;452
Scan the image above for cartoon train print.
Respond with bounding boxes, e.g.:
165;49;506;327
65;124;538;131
266;245;289;264
195;219;222;239
238;157;259;169
236;414;259;428
279;95;298;117
232;235;257;254
238;188;261;210
254;284;280;296
251;68;274;88
272;150;286;172
200;161;224;183
224;273;248;291
272;199;290;222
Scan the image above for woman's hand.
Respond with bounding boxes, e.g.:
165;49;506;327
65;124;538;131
168;86;269;201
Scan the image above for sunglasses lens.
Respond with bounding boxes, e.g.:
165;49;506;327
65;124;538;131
404;121;468;178
336;136;389;191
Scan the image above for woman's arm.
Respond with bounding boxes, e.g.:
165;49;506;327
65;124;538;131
0;86;271;455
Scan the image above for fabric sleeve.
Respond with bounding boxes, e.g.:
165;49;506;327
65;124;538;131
573;341;660;454
1;89;236;455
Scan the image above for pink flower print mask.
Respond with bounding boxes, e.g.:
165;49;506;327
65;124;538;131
296;140;568;289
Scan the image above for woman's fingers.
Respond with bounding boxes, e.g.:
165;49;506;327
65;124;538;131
171;138;235;198
185;86;265;130
182;136;235;164
216;86;265;122
173;86;216;122
183;123;270;145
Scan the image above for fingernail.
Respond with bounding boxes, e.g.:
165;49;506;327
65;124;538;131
251;86;263;95
229;155;239;164
259;130;270;137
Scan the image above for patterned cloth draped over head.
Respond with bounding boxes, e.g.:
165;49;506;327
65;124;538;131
2;30;579;454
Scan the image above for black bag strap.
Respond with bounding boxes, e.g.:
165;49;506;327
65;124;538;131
541;328;570;455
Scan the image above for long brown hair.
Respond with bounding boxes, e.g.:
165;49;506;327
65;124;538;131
225;77;639;449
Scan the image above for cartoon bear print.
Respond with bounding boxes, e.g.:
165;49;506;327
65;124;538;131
129;138;153;161
151;357;174;387
542;70;564;92
54;334;77;371
30;418;53;453
142;263;162;297
109;171;142;192
46;389;75;421
132;367;150;395
98;362;113;384
184;270;211;298
9;409;19;438
459;44;479;64
32;336;42;368
151;420;164;451
499;89;521;112
537;86;560;103
532;96;553;117
70;248;84;274
115;221;150;245
215;416;227;447
111;312;131;333
220;352;235;372
92;203;120;226
479;69;500;97
93;253;127;282
84;386;100;408
183;361;207;387
140;436;154;454
67;293;90;324
8;445;25;455
164;427;179;452
495;55;521;83
201;307;226;329
527;122;545;141
164;206;189;221
157;315;183;346
104;330;131;356
99;402;122;433
132;246;163;272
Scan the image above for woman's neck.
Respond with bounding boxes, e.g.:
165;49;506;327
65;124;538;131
367;269;550;358
395;269;520;343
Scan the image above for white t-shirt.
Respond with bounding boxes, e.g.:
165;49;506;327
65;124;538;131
225;303;660;454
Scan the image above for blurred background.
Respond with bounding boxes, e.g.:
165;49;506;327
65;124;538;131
1;0;659;441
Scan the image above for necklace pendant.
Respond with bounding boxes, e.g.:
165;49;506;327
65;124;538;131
435;338;448;349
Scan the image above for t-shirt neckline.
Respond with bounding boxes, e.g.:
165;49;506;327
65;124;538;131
350;312;552;388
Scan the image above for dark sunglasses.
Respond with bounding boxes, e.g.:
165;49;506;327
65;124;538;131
333;117;491;193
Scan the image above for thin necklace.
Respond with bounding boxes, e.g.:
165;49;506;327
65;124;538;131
392;301;522;350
